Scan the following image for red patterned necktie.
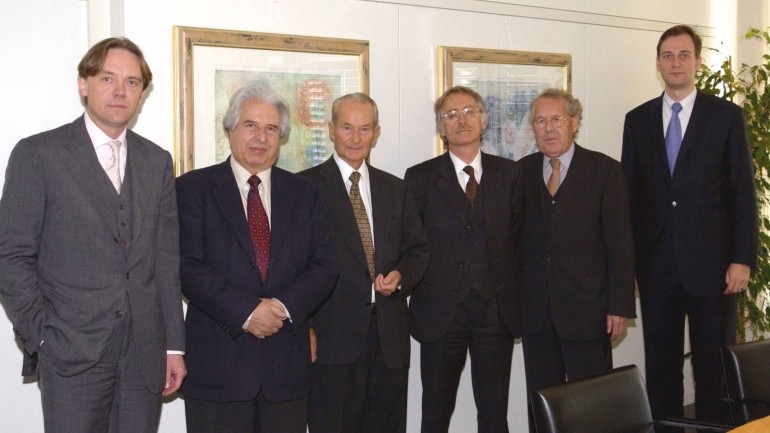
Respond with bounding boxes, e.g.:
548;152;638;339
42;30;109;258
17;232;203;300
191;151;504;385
247;175;271;280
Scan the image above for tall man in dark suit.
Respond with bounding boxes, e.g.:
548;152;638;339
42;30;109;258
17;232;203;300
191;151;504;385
0;37;186;433
518;89;636;432
405;86;522;433
176;84;337;433
622;25;758;428
300;93;429;433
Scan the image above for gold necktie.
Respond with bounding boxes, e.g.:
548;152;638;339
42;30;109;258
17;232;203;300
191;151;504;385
547;158;561;196
106;140;122;193
349;171;375;281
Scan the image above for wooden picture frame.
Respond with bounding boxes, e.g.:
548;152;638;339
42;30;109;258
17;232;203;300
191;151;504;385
438;46;571;160
174;26;370;175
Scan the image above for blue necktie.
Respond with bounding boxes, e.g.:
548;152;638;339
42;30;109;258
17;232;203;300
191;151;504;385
665;102;683;176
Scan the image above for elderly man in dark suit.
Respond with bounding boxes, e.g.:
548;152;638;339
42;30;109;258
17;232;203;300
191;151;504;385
518;88;636;432
0;37;186;433
622;25;758;429
405;86;522;433
176;84;337;433
300;93;429;433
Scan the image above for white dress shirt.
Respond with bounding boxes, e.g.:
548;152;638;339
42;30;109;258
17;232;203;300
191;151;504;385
333;153;377;302
230;159;290;326
84;111;127;180
448;149;483;190
663;88;697;138
230;157;272;226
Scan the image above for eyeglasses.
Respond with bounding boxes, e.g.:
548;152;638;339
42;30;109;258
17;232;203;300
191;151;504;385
441;107;482;122
533;115;570;130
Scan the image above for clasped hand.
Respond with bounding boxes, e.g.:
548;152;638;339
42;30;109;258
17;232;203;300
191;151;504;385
246;298;287;338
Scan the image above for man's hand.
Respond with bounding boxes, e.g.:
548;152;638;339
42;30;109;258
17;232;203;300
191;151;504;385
374;270;402;296
245;299;285;338
309;328;317;363
163;354;187;397
724;263;750;295
606;315;629;341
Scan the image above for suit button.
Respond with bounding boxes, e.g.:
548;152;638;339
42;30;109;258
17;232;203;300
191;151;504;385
672;201;677;207
115;310;125;318
458;261;464;268
466;224;472;229
546;254;551;261
452;289;458;295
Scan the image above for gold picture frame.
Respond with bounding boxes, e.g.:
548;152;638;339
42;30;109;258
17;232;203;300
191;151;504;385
438;46;571;160
174;26;370;175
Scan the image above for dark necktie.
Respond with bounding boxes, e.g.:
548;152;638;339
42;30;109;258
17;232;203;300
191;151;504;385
666;102;683;176
349;171;376;282
247;175;270;281
463;166;479;206
548;158;561;196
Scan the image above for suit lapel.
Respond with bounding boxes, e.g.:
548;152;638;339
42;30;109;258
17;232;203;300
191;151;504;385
125;131;152;254
525;153;548;222
211;159;255;266
674;91;707;176
644;96;672;182
320;159;369;270
61;118;121;239
369;166;391;272
268;167;299;282
437;153;469;225
480;153;504;235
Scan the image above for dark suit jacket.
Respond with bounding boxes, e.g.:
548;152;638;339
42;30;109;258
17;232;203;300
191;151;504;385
0;116;185;392
518;145;636;340
622;92;758;295
299;158;429;369
404;151;522;343
176;159;337;403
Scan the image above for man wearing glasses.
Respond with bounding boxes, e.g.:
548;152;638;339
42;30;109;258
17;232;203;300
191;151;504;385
517;88;635;432
405;86;522;433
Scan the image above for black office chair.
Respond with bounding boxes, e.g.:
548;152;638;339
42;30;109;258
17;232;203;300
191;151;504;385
531;365;731;433
721;339;770;424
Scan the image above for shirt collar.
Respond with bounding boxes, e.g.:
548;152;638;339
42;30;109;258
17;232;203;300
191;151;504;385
84;111;127;149
663;88;697;112
333;153;370;185
448;149;483;178
230;157;272;192
543;141;576;171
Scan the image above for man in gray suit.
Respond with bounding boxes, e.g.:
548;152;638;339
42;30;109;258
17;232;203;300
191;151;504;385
0;37;186;433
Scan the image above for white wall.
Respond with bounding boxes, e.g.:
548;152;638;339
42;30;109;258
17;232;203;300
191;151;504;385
0;0;747;432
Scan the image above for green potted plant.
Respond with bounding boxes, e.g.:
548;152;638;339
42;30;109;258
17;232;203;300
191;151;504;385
697;27;770;341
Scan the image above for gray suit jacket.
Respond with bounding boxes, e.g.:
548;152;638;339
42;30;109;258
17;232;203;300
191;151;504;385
0;116;185;393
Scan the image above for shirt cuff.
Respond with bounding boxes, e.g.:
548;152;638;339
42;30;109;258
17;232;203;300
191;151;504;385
167;350;185;355
273;299;292;322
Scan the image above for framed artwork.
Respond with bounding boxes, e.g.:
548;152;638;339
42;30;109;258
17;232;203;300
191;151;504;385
174;26;370;175
438;46;571;160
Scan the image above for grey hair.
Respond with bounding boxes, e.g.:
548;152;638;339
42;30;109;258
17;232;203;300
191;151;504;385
433;86;488;146
331;93;380;128
529;88;583;137
222;84;291;141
